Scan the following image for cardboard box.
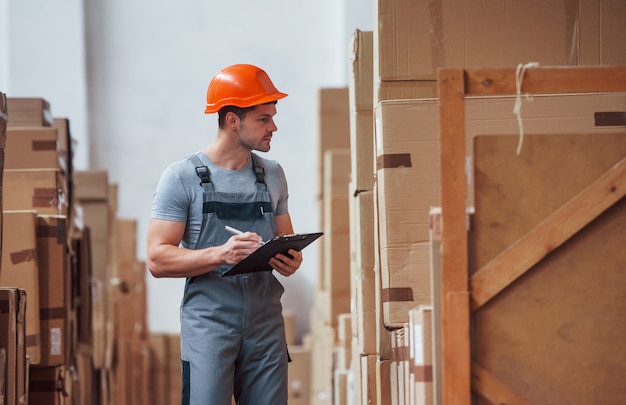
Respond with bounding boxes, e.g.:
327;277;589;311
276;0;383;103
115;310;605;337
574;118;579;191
283;309;296;346
3;169;68;216
409;306;434;405
6;98;52;127
148;333;171;405
73;170;108;201
376;80;438;104
361;355;378;405
374;0;626;82
29;365;70;405
51;118;73;177
0;211;42;364
348;30;376;192
36;214;70;366
0;288;27;405
71;228;93;345
374;92;626;327
322;149;351;328
4;127;67;172
376;358;393;404
287;345;311;405
75;346;96;405
316;88;350;215
73;170;111;369
333;369;349;405
349;190;377;355
114;218;138;341
167;334;182;405
0;92;6;267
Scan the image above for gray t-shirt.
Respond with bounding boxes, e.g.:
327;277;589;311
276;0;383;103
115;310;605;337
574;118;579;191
151;151;289;247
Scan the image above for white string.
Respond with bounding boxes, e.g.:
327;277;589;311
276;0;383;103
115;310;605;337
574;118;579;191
514;62;540;156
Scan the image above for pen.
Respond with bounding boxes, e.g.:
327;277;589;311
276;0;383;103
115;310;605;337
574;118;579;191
225;225;244;235
225;225;268;246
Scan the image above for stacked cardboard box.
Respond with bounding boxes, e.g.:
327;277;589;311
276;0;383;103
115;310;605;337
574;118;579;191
0;96;185;405
308;1;626;404
0;288;27;405
308;86;352;404
0;97;72;405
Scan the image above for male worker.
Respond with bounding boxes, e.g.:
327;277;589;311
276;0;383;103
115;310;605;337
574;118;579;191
147;63;302;405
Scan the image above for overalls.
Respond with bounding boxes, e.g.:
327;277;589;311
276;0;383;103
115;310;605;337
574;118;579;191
180;152;288;405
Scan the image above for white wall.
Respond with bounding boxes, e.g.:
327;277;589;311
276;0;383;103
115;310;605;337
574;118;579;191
3;0;372;342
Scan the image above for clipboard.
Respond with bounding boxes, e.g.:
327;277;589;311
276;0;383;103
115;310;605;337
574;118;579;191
222;232;323;276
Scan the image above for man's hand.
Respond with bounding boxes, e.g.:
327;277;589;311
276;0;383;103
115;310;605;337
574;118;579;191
223;232;263;265
270;249;303;277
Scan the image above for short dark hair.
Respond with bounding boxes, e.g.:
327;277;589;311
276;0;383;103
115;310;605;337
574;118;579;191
217;101;278;128
218;105;255;128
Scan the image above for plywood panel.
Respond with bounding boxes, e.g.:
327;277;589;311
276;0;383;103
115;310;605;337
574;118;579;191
472;133;626;404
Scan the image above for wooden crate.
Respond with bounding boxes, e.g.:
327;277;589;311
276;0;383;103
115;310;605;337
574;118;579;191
437;66;626;404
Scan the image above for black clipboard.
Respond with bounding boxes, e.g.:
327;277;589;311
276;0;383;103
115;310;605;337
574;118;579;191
222;232;323;276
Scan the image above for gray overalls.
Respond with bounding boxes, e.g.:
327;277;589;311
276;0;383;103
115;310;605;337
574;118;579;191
180;152;288;405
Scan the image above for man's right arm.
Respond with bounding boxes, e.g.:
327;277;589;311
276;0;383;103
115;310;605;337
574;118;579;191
146;218;263;278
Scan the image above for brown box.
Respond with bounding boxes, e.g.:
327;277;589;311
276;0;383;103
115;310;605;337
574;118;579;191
114;218;138;341
409;305;434;405
73;170;108;201
316;88;350;208
376;358;393;404
71;228;93;345
167;334;182;405
51;118;73;176
3;169;68;216
376;80;438;104
349;189;378;355
6;98;52;127
36;214;70;366
348;30;375;193
149;333;171;405
75;346;96;405
361;354;378;404
336;313;352;370
287;345;311;405
29;365;70;405
375;92;626;327
73;170;111;370
0;211;41;364
283;309;296;346
0;92;6;270
0;288;27;405
374;0;626;82
322;149;351;328
4;127;66;172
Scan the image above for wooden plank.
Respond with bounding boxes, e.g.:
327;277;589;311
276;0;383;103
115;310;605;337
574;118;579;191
438;68;470;405
465;66;626;96
470;155;626;310
471;363;529;405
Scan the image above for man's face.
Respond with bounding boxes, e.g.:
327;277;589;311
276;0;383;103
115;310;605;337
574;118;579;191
237;103;278;153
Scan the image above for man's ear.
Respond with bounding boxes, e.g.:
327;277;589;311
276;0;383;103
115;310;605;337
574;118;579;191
226;111;239;128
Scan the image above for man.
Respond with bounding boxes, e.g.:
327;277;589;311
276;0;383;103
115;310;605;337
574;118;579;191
147;63;302;405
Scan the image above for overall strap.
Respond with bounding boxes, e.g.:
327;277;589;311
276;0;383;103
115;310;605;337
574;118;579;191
250;153;266;184
189;153;211;185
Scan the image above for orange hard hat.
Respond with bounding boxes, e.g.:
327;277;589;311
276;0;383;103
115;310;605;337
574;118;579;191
204;64;288;114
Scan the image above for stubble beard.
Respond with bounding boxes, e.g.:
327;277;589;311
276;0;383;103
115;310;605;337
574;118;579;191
241;132;272;153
